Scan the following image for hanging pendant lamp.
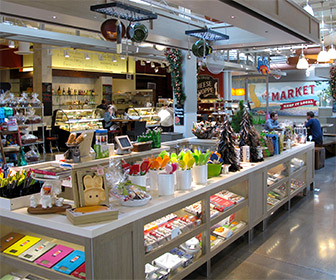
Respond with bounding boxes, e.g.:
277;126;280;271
296;46;309;69
303;0;314;16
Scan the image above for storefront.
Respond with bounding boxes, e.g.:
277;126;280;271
0;0;334;279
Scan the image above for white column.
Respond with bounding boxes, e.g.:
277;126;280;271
174;51;197;138
223;70;232;100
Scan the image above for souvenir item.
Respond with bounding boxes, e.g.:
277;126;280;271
0;232;25;252
3;235;41;256
35;245;73;268
19;240;56;262
52;250;85;274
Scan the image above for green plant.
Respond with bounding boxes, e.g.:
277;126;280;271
231;101;253;132
192;149;211;166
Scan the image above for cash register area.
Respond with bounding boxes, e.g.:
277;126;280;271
187;157;336;280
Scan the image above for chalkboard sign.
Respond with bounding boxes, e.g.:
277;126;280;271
174;104;184;126
197;75;219;99
103;84;112;104
42;83;52;116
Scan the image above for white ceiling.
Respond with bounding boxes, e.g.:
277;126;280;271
0;0;319;54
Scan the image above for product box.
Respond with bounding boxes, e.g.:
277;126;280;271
0;232;25;252
3;235;41;256
35;244;73;268
53;250;85;274
71;263;86;279
19;240;56;262
94;144;109;159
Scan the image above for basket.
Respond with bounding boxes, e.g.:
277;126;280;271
132;141;152;152
192;128;214;139
265;138;274;156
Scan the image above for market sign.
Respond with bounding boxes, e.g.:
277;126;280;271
197;75;219;99
248;81;329;116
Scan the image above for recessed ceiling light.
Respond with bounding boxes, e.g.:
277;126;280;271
120;55;125;60
52;16;57;19
85;53;90;60
231;15;235;19
64;50;70;58
112;56;117;62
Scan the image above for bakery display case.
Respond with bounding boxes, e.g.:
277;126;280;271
128;107;161;127
55;109;104;132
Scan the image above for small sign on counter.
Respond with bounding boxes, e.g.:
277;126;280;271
175;104;184;126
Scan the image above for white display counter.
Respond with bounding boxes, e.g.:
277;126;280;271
0;141;314;280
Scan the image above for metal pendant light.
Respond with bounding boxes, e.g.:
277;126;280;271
327;8;336;59
317;37;330;62
303;0;314;16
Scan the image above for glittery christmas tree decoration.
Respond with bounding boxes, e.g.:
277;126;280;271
217;119;240;172
164;48;186;105
239;108;263;162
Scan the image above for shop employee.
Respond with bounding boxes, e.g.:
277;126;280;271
305;111;322;145
264;112;279;131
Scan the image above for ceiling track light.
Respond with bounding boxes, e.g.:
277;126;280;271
146;59;151;63
8;40;15;48
140;60;146;66
151;62;155;68
112;56;117;62
85;53;90;60
64;50;70;58
154;67;159;73
120;55;125;60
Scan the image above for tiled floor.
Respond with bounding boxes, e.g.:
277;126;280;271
188;157;336;280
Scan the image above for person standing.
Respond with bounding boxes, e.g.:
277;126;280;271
305;111;322;145
97;99;107;110
158;103;174;132
264;112;279;131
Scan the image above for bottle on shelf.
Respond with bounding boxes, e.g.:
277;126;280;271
62;88;66;95
57;86;61;95
67;87;71;95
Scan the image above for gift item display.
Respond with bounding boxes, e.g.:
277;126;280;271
191;121;219;139
0;134;314;280
0;93;45;165
294;125;307;144
144;213;201;253
55;109;103;132
136;128;162;149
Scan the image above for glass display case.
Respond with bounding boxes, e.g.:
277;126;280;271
128;107;161;126
55;109;104;132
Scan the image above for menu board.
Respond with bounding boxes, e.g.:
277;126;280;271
42;83;52;116
174;104;184;126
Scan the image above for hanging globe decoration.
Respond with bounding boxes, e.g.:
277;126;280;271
192;39;212;58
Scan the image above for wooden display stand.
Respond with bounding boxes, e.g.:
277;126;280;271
0;141;314;280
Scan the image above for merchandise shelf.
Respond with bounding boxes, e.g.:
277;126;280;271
0;254;78;280
144;224;206;263
267;177;289;192
267;197;288;214
22;141;44;147
209;225;248;258
289;184;307;199
290;166;307;179
210;200;248;227
170;254;207;280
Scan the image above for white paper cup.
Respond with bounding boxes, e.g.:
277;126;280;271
158;173;175;196
149;169;159;190
176;169;192;190
192;165;208;185
129;175;147;187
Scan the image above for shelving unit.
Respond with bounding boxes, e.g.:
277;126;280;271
0;141;314;280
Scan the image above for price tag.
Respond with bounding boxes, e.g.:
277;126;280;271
97;167;104;176
171;227;181;239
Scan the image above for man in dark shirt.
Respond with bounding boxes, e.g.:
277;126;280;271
97;99;107;110
305;111;322;145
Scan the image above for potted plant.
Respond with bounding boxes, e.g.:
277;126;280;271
191;149;211;185
172;151;195;191
207;152;224;178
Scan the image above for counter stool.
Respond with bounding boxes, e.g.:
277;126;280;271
314;147;325;170
46;135;59;154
